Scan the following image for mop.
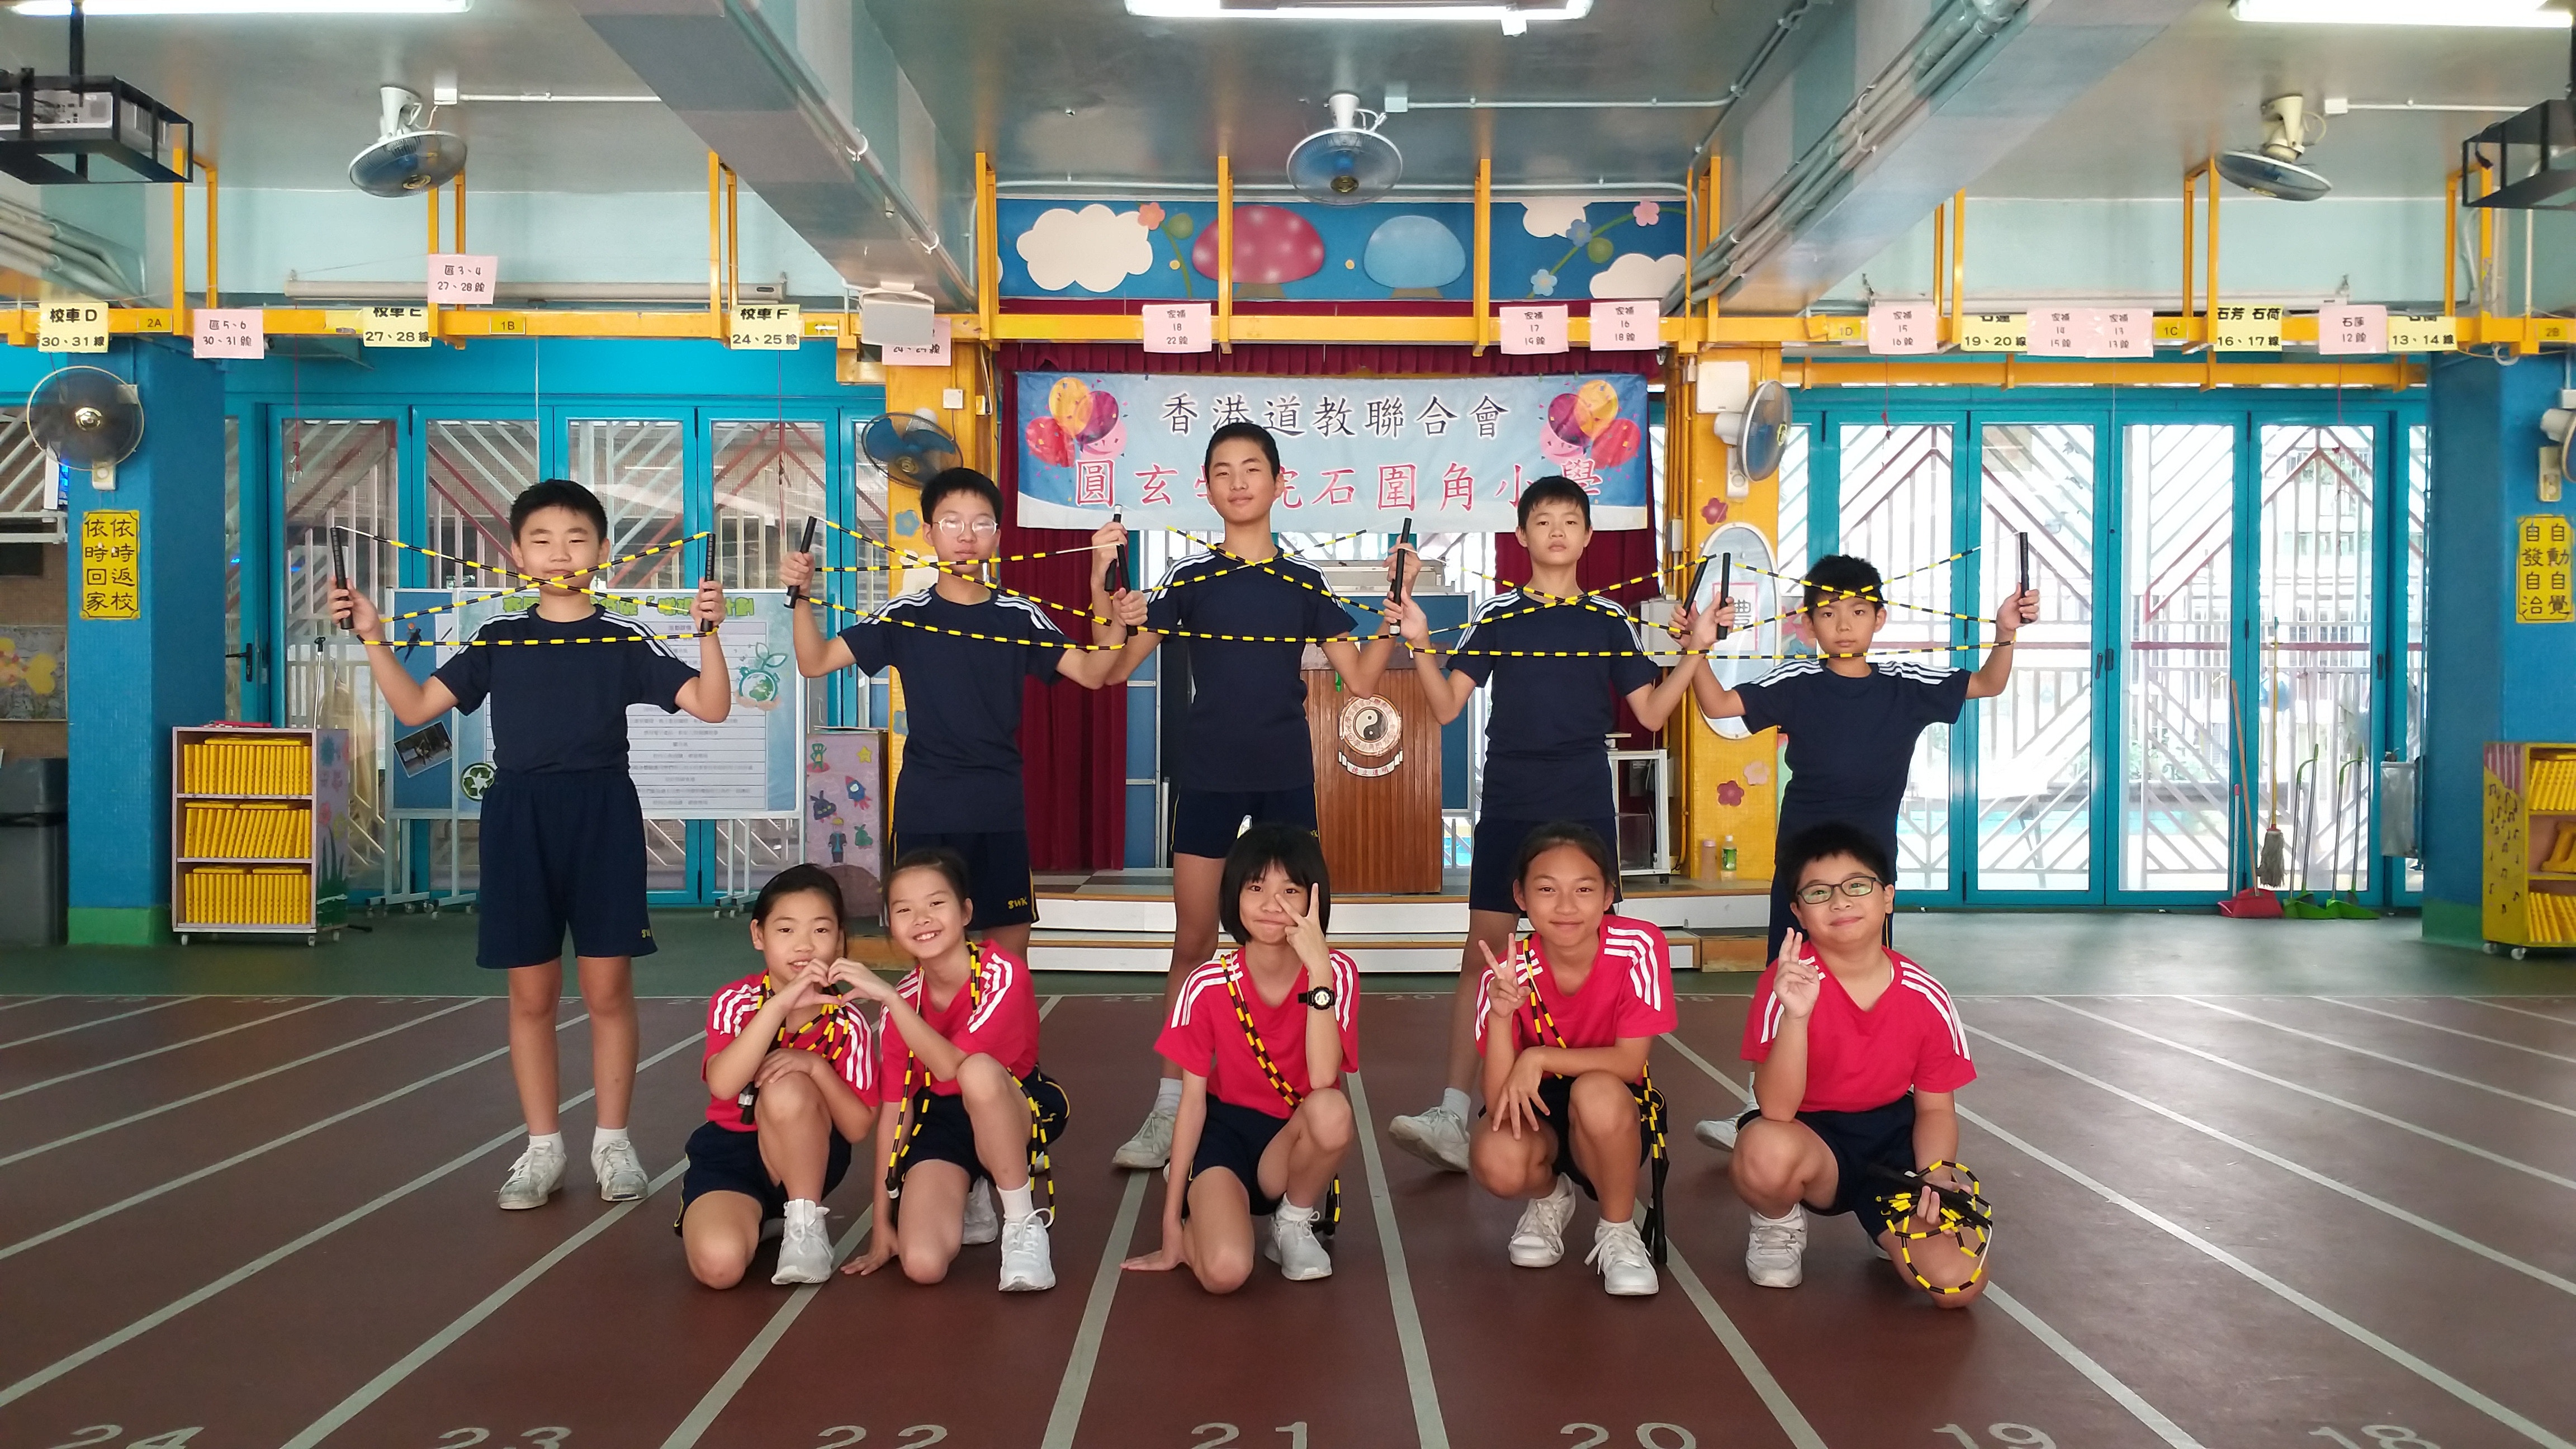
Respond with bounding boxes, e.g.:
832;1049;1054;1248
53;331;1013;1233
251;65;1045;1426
2284;750;2331;917
2219;674;2283;917
2327;756;2381;919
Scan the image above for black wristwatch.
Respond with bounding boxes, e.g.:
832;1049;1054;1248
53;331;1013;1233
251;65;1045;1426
1296;984;1337;1011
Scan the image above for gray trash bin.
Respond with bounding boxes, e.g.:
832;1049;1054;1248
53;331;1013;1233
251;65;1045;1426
0;757;68;946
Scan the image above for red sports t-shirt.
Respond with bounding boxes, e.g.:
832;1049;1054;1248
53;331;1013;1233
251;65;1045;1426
1156;950;1360;1119
1475;914;1678;1081
700;968;877;1131
1740;945;1973;1112
877;945;1041;1100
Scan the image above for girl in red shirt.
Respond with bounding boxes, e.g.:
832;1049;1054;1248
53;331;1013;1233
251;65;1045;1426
1124;823;1360;1293
1731;821;1987;1305
837;848;1068;1293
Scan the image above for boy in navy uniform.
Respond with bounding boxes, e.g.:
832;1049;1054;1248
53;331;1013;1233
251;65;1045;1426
338;478;735;1210
783;466;1135;963
1686;552;2033;1150
1381;476;1718;1172
1098;420;1409;1169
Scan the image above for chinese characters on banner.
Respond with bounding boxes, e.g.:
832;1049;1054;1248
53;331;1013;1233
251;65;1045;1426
2517;514;2573;624
79;509;141;619
1014;371;1653;532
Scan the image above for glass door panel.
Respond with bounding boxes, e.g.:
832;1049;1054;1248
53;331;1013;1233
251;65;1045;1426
567;418;690;891
709;419;831;897
2402;423;2430;896
2120;424;2237;895
425;420;539;591
1837;422;1954;894
1974;424;2096;894
282;418;399;886
2258;424;2376;897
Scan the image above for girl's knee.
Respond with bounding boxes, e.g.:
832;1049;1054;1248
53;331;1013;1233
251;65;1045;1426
901;1247;953;1285
753;1071;822;1123
955;1053;1013;1097
1192;1249;1252;1295
1568;1073;1636;1135
687;1243;750;1290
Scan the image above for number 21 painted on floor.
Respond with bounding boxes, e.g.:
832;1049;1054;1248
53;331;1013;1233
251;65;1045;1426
2313;1429;2438;1448
1190;1425;1305;1448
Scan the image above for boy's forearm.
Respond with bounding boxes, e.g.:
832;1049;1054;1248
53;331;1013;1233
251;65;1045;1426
359;641;437;726
1969;644;2014;698
1911;1103;1961;1168
1343;632;1401;698
687;631;734;722
791;600;834;676
1631;657;1706;733
1689;670;1743;719
1105;630;1161;685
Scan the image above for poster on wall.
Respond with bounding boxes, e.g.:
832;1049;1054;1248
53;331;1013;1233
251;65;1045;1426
804;728;887;918
1014;371;1653;532
0;625;65;720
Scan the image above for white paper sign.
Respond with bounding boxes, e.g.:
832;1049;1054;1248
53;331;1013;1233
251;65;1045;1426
37;297;109;353
193;307;265;360
728;303;802;351
1957;313;2028;353
2318;304;2388;357
1589;299;1659;352
2212;304;2283;353
2388;315;2457;353
427;254;498;307
883;315;954;367
361;306;433;348
1142;302;1214;354
2030;307;2091;357
1865;301;1938;355
1499;305;1569;356
2090;307;2151;358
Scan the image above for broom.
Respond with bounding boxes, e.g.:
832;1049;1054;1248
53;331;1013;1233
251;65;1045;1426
2220;674;2282;918
2256;626;2288;888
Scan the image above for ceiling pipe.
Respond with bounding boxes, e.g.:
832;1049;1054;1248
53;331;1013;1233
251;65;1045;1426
995;179;1690;194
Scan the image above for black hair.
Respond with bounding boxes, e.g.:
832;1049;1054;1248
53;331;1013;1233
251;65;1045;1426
1802;553;1885;612
1516;474;1593;531
751;863;846;924
510;478;609;541
1216;823;1330;944
1779;821;1895;891
1511;820;1617;892
918;467;1004;529
1204;420;1281;476
887;846;973;905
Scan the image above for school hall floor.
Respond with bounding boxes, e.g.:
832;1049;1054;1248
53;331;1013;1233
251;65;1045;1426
4;912;2573;1449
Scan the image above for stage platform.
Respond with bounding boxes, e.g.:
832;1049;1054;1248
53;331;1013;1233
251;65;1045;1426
1029;869;1770;973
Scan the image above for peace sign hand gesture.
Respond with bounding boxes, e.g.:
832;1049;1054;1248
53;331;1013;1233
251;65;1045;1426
1288;891;1332;979
1771;928;1821;1021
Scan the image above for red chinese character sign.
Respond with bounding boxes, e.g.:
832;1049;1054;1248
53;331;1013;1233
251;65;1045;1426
1014;371;1652;531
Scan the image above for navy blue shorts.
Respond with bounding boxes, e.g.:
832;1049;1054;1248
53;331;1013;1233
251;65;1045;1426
1169;786;1317;861
889;1071;1070;1188
1186;1096;1290;1218
1497;1073;1648;1201
890;827;1037;930
1468;815;1622;916
676;1119;854;1225
476;769;656;969
1737;1092;1918;1240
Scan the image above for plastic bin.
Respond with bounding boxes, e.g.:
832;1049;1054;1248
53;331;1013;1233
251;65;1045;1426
0;757;68;946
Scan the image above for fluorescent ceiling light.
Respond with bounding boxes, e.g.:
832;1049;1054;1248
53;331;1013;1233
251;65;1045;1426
1128;1;1590;21
12;0;470;14
2233;0;2569;25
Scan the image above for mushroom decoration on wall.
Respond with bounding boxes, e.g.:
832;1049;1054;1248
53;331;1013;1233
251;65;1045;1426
1362;214;1466;299
1192;205;1326;299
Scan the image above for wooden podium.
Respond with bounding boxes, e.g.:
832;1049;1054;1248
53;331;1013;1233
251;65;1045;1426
1304;659;1442;893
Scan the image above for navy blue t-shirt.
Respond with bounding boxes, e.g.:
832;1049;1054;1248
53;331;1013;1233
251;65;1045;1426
1450;590;1659;820
1145;549;1356;792
841;587;1068;833
433;605;701;775
1734;659;1971;846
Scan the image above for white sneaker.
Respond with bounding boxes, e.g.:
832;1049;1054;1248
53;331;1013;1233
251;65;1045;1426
496;1140;565;1210
1507;1174;1580;1268
771;1200;833;1285
1587;1218;1660;1296
1693;1116;1741;1152
1266;1202;1334;1281
1111;1106;1176;1169
962;1180;1000;1246
1388;1105;1472;1172
998;1214;1056;1291
591;1136;648;1202
1745;1204;1807;1289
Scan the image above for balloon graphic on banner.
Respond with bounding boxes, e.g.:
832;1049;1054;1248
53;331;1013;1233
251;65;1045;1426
1575;379;1621;438
1026;415;1074;467
1546;393;1589;448
1588;416;1642;469
1077;390;1120;447
1079;408;1128;462
1048;376;1094;441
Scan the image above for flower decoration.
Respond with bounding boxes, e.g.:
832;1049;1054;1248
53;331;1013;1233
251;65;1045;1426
1526;200;1655;297
1701;498;1729;525
1741;760;1770;786
1633;200;1661;227
1137;201;1166;229
1717;780;1745;807
1569;219;1592;247
1529;268;1557;297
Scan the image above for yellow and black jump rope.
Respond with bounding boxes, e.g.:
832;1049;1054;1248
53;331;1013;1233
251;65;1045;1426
880;945;1066;1229
1871;1159;1995;1298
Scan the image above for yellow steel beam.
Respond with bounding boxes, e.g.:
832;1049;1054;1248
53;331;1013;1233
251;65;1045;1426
1215;154;1234;354
203;159;219;309
976;151;999;345
1792;358;2417;389
171;139;188;329
708;150;723;324
1472;157;1491;355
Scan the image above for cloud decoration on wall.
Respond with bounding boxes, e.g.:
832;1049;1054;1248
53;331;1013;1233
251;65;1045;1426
1015;204;1157;293
1589;252;1689;300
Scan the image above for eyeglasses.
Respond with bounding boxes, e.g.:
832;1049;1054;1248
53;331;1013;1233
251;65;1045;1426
1793;874;1884;906
932;517;999;538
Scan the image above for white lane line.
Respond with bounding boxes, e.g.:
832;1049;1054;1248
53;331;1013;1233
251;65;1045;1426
2039;998;2576;1194
0;997;346;1101
1661;1030;2191;1449
1661;1244;1830;1449
2470;1000;2576;1029
2179;996;2576;1120
0;1011;590;1262
2320;998;2576;1063
0;995;61;1014
657;1208;878;1449
1038;1171;1150;1449
281;1158;694;1449
1344;1071;1451;1449
0;1000;483;1170
1957;1106;2575;1449
0;1030;699;1412
1974;1023;2576;1299
0;997;196;1052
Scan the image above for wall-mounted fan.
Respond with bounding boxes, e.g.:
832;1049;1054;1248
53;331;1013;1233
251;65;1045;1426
2217;95;2331;202
1697;358;1791;501
349;85;467;198
28;364;141;489
859;410;961;488
1287;92;1401;206
2542;388;2576;500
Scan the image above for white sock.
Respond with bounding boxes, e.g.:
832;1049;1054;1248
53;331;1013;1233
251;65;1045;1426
998;1182;1035;1223
1751;1203;1800;1223
784;1197;823;1225
1440;1088;1472;1120
1154;1079;1182;1115
591;1125;628;1153
1597;1212;1633;1229
527;1131;564;1156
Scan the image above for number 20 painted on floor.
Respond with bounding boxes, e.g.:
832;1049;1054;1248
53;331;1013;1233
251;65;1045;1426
1564;1425;1697;1448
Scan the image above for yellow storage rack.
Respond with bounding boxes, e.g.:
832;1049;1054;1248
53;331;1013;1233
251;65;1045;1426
2482;741;2576;959
171;725;350;945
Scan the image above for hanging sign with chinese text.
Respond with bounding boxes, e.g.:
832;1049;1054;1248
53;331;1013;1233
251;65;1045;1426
2517;514;2573;624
